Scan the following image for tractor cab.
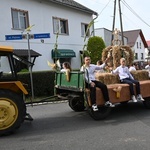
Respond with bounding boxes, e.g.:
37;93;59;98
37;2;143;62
0;46;17;81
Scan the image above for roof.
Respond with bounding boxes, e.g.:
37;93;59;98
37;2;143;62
45;0;98;15
0;45;13;52
13;49;41;57
123;29;148;48
147;40;150;47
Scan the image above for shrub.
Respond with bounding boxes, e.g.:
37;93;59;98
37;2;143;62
17;70;55;97
87;36;106;64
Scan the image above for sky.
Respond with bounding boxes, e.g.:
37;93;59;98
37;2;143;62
74;0;150;41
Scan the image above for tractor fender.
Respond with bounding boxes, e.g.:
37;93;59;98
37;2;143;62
0;81;28;95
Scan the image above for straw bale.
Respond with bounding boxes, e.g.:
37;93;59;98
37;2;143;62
131;70;149;81
95;73;119;85
95;70;149;85
95;72;105;83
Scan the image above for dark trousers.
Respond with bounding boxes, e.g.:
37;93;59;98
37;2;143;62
121;78;141;95
86;80;109;105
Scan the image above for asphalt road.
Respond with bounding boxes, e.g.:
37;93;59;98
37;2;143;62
1;101;150;150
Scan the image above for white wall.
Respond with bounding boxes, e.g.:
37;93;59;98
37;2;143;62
0;0;94;71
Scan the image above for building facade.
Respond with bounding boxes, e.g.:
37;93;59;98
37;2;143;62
123;29;148;65
0;0;97;71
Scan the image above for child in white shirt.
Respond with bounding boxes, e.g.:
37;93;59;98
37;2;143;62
112;58;144;102
129;63;136;72
61;62;71;72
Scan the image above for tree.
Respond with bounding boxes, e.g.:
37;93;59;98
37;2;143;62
87;36;106;64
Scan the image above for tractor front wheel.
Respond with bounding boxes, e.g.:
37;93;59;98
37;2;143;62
0;90;26;136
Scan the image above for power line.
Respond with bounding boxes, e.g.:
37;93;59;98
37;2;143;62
97;0;112;16
121;0;150;28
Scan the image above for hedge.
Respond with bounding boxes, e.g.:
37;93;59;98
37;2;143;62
17;70;55;97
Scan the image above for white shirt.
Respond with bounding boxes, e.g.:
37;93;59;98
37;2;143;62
145;65;150;71
60;68;67;72
145;64;150;77
112;65;134;80
129;66;136;72
80;63;106;83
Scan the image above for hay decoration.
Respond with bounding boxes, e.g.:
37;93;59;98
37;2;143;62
113;86;122;98
65;69;71;82
47;60;61;71
102;45;134;69
112;28;122;46
47;61;56;69
102;28;134;69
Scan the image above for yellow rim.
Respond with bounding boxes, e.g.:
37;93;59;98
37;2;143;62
0;98;18;130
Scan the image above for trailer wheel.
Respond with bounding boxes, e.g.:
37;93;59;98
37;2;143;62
68;96;85;112
88;106;112;120
0;90;26;136
120;101;128;105
143;97;150;109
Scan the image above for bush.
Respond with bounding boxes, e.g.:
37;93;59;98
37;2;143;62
87;36;106;64
17;70;55;97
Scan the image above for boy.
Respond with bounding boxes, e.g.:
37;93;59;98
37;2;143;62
112;58;144;102
80;56;115;111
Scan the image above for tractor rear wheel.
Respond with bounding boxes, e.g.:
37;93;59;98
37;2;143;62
68;95;85;112
0;89;26;136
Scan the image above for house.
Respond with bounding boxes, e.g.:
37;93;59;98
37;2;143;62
123;29;148;64
0;0;97;71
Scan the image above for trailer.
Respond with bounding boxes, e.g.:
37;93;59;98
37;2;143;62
55;71;150;120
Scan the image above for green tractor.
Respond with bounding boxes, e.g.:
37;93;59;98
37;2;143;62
0;46;28;136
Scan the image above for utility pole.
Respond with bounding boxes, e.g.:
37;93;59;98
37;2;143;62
111;0;117;45
111;0;124;45
118;0;124;45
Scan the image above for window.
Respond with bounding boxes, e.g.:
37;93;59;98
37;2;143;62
53;17;69;34
141;53;144;59
135;53;138;60
140;42;141;49
137;42;138;48
0;53;17;81
11;8;29;30
81;23;90;37
14;56;28;72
